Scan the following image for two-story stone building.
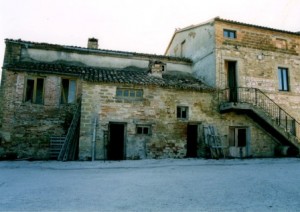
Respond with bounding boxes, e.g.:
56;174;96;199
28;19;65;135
165;17;300;158
1;17;300;160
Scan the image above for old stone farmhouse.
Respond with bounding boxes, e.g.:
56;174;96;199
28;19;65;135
1;17;300;160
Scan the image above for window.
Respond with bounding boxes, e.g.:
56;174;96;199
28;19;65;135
25;77;44;104
116;88;143;98
177;106;188;119
229;127;247;147
180;40;186;57
136;125;151;135
223;29;236;39
61;79;77;104
278;67;289;91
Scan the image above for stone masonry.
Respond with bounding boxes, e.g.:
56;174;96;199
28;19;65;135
2;17;300;160
214;19;300;120
79;82;277;160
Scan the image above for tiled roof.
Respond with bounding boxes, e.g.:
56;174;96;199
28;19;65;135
215;17;300;36
5;39;192;63
175;17;300;36
5;62;213;91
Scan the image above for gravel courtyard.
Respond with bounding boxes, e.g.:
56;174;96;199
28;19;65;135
1;158;300;211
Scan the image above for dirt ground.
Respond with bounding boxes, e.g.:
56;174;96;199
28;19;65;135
1;158;300;211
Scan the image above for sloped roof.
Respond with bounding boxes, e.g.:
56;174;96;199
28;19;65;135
214;17;300;36
165;17;300;54
4;62;213;91
5;39;192;63
173;17;300;36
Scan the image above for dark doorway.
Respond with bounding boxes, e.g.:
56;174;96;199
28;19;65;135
237;128;247;147
186;124;198;158
107;123;125;160
227;61;237;102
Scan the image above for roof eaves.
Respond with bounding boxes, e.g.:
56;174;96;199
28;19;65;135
4;61;213;92
164;17;218;55
5;39;192;63
215;17;300;36
174;17;218;33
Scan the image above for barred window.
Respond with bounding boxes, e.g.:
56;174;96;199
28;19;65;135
116;88;143;98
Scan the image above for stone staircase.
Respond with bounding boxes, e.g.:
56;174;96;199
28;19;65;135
50;103;81;161
219;87;300;155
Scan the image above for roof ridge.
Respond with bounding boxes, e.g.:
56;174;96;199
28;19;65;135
172;17;300;36
215;17;300;36
5;39;193;63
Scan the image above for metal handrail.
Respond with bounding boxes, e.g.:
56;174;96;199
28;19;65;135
219;87;300;140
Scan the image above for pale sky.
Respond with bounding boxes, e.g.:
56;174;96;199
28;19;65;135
0;0;300;70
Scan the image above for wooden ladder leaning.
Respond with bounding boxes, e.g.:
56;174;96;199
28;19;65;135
203;125;226;159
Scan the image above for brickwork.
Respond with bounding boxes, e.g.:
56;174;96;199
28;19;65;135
0;70;80;159
0;42;22;130
215;20;300;55
215;21;300;121
79;82;277;160
2;22;298;160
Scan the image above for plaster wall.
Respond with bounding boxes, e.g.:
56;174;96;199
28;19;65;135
165;24;216;86
21;48;192;73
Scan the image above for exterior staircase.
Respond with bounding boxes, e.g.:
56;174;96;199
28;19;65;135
50;136;66;159
50;103;81;161
219;87;300;155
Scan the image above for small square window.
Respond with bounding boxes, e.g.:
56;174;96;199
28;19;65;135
177;106;188;119
223;29;236;39
124;90;129;97
136;90;143;97
116;89;123;96
130;90;135;97
136;125;151;135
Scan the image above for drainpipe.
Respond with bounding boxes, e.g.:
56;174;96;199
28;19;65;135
91;117;97;161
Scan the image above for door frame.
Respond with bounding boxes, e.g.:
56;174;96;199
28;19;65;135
226;60;238;102
186;122;202;158
229;126;251;158
107;122;127;160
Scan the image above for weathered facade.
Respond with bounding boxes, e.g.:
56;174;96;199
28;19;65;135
165;17;300;157
1;18;300;160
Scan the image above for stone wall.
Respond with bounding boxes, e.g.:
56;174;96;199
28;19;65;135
215;20;300;55
0;71;80;159
0;42;22;130
215;21;300;121
79;82;278;160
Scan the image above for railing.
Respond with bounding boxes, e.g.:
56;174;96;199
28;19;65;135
58;103;81;161
219;87;300;141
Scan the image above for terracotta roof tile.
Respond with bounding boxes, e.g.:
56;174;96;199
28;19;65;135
5;62;213;91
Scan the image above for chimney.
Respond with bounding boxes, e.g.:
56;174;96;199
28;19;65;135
87;38;98;49
148;60;166;78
